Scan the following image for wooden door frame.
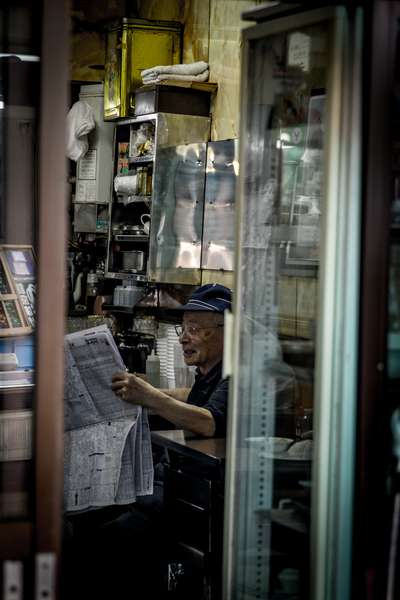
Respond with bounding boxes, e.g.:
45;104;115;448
354;1;400;598
0;1;69;580
35;0;68;562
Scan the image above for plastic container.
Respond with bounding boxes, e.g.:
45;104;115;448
86;270;99;314
0;353;18;371
113;281;144;307
173;342;195;388
146;349;160;388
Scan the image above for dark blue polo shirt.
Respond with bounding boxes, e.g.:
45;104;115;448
186;361;228;437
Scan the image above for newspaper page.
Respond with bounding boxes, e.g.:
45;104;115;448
64;325;153;513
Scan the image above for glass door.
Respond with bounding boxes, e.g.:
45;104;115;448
224;6;362;600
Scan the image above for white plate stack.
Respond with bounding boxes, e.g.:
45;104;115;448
167;326;181;388
155;335;168;389
173;343;196;388
156;324;196;390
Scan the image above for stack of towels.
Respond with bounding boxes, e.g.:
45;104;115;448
141;61;209;85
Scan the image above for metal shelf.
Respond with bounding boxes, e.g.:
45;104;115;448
129;155;154;163
105;271;148;282
113;234;149;242
116;195;151;205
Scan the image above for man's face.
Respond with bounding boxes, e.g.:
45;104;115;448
179;311;224;375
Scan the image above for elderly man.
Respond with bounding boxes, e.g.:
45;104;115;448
64;285;232;600
111;283;231;437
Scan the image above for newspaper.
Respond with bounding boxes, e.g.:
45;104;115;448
64;325;153;513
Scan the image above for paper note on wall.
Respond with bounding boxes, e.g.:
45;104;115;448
288;32;311;72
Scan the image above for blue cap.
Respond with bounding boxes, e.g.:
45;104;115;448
180;284;232;313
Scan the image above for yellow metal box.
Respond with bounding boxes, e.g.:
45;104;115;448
104;18;182;120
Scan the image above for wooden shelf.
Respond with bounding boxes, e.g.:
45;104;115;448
129;154;154;163
102;304;183;322
102;304;134;314
155;80;218;94
113;234;149;241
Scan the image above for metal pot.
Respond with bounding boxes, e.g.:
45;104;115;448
122;250;145;271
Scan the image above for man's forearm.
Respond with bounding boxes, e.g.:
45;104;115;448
146;388;215;437
159;388;190;402
111;372;213;436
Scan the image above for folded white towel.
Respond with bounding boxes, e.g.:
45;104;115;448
142;70;210;85
141;61;208;79
66;100;95;162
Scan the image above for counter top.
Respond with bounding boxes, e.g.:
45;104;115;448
151;429;226;465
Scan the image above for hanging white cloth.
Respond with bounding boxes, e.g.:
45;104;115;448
66;100;95;162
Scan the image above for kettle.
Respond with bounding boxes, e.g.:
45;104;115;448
140;213;151;235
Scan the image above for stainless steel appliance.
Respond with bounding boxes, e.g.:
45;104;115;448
106;112;211;283
148;141;206;284
148;138;238;287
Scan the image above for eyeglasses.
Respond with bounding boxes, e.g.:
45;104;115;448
174;324;224;337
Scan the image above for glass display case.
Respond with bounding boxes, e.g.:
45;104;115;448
201;139;238;289
106;112;211;284
0;246;35;520
224;5;362;600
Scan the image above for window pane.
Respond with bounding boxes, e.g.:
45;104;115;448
0;0;40;520
231;22;329;598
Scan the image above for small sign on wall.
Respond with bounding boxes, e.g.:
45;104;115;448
78;148;97;180
0;245;35;336
288;32;311;72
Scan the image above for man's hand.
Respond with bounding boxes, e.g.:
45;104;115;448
111;370;215;436
111;371;155;407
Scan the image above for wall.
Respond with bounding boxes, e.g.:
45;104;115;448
70;0;125;83
70;0;258;140
69;1;317;335
137;0;258;140
208;1;255;140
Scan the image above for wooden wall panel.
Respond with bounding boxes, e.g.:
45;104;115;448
296;276;317;339
278;276;297;337
277;275;318;340
136;0;258;139
70;0;258;139
71;32;105;82
208;0;256;141
70;0;126;81
182;0;210;63
137;0;209;63
136;0;185;21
